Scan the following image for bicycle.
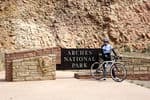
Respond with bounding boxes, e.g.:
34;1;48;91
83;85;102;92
90;55;127;82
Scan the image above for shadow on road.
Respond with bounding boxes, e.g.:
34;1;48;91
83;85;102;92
0;79;6;82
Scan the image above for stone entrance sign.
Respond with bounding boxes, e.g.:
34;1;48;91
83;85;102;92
5;47;60;81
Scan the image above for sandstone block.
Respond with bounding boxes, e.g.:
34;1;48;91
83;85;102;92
133;67;140;71
140;67;147;71
28;65;37;70
17;72;30;77
25;77;34;81
13;77;25;81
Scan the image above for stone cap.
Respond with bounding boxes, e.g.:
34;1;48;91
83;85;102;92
5;47;59;54
121;55;150;60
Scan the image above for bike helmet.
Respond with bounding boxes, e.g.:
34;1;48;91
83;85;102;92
103;38;109;42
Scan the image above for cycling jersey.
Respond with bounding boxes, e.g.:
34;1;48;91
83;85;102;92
102;44;113;54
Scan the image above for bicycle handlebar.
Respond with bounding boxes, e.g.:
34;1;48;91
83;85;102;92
111;55;122;61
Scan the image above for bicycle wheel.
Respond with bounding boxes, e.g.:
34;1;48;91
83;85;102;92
110;63;127;82
90;62;103;80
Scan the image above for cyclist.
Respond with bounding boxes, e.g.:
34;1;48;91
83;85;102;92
100;38;117;80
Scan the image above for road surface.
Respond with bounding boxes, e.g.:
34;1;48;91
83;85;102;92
0;71;150;100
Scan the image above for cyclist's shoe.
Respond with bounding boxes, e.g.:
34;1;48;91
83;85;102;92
114;77;120;82
102;78;106;81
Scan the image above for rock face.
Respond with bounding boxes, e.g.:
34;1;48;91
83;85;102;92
0;0;150;52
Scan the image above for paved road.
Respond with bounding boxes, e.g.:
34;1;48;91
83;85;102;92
0;71;150;100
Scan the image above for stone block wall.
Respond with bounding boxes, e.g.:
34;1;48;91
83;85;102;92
121;56;150;73
74;56;150;80
12;55;56;81
5;47;60;81
121;56;150;80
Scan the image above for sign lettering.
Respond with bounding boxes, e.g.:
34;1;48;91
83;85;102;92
58;48;101;70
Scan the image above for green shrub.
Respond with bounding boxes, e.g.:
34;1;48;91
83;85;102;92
146;44;150;53
124;45;132;52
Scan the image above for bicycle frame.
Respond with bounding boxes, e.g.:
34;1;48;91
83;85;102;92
98;55;122;68
99;60;115;69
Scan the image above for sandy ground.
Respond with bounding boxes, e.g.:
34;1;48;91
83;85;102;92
128;80;150;89
0;71;150;100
